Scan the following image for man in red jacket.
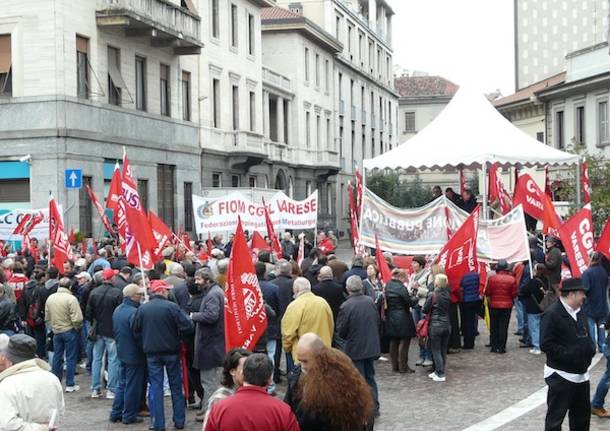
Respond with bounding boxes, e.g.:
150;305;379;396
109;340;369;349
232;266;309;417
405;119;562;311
205;353;299;431
486;259;518;354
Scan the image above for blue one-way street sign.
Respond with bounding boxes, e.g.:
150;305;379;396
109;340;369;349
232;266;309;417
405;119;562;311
65;169;82;189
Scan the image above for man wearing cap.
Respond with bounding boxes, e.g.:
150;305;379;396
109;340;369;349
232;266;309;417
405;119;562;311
162;247;176;276
86;267;123;399
110;284;147;424
45;277;83;392
541;278;597;430
133;279;193;431
0;334;65;430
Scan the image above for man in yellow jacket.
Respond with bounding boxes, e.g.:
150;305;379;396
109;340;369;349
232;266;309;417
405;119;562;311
281;277;333;369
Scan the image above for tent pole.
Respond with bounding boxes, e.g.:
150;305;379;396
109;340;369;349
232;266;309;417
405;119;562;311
575;156;582;208
482;162;488;219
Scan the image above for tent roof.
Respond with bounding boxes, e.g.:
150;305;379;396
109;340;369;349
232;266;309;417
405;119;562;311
364;87;579;171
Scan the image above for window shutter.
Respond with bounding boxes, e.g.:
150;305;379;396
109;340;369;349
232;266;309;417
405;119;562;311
76;36;88;54
0;34;11;74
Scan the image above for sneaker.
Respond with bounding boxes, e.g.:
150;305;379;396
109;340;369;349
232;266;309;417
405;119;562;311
428;372;436;379
91;389;102;398
431;373;446;382
79;361;87;369
65;385;80;393
422;360;434;367
415;358;424;366
378;356;389;362
529;348;542;355
106;390;115;400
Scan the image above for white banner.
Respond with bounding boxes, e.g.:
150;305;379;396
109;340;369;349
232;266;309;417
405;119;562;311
0;207;60;241
193;191;318;235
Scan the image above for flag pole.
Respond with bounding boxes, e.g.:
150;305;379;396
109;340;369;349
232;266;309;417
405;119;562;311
136;242;149;302
575;155;582;209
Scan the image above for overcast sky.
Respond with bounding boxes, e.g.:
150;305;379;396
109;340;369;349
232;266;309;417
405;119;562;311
389;0;516;96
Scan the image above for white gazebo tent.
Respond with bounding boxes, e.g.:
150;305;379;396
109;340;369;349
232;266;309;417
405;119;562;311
364;87;580;215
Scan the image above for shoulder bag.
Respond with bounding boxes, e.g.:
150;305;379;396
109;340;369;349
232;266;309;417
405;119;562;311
416;293;436;339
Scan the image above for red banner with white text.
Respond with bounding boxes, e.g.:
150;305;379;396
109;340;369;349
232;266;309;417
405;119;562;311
558;205;595;277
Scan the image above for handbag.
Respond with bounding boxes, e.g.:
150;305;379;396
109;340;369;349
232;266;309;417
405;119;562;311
537;288;557;312
416;293;436;339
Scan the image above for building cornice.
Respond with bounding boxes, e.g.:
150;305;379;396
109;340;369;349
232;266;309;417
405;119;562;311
398;95;453;105
335;55;399;97
262;18;343;53
536;71;610;100
332;0;393;52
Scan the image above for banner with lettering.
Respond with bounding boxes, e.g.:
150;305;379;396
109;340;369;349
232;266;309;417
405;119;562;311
513;173;545;220
193;190;318;234
558;204;595;277
0;206;63;241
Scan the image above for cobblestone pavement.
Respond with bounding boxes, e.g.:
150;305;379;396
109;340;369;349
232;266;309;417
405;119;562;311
59;243;610;430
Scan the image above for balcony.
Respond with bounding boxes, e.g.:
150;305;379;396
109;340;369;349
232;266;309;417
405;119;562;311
262;67;292;93
315;150;340;179
207;129;268;169
96;0;203;55
339;100;345;116
351;105;357;121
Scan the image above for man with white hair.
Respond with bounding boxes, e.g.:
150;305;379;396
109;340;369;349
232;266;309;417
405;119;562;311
312;266;345;323
337;275;381;417
281;277;333;371
88;248;110;275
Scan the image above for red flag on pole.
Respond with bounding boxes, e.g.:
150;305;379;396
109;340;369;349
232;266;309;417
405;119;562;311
106;163;122;223
148;210;173;261
355;169;364;221
558;204;594;277
434;206;481;290
542;193;562;237
49;194;71;272
68;227;76;245
582;159;592;204
86;185;114;235
347;182;359;252
374;233;392;285
262;198;282;257
225;218;267;351
513;173;545;220
250;231;271;252
596;217;610;260
296;234;305;266
488;163;511;214
12;213;32;236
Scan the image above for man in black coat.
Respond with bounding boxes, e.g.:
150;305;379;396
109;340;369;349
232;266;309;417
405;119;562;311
256;262;280;389
312;266;345;324
336;275;380;417
271;260;295;379
339;256;368;289
540;278;596;430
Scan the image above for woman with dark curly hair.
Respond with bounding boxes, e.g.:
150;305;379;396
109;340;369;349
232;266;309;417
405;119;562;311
295;347;374;431
200;348;251;425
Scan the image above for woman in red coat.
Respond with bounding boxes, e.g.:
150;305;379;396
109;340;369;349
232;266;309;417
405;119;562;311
486;259;518;354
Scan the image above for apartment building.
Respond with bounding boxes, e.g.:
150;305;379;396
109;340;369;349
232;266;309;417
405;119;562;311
0;0;203;235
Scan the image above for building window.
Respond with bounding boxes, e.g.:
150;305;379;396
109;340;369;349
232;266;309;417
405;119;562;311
248;13;255;55
325;59;330;92
212;0;219;38
327;118;331;150
212;78;220;128
536;132;544;143
249;176;256;188
76;36;89;99
184;182;193;231
137;179;148;211
368;40;374;72
306;181;312;196
306;111;311;147
304;47;310;82
79;176;93;237
107;46;124;106
377;48;381;77
135;56;146;111
157;164;175;229
555;110;564;149
160;64;170;116
575;106;585;145
181;71;191;121
338;72;343;101
249;91;255;132
347;25;353;55
315;53;320;88
326;184;332;215
335;15;341;40
316;115;321;150
0;34;11;97
230;4;238;48
598;101;609;145
358;33;364;63
231;175;240;187
232;85;239;130
212;172;222;187
405;112;415;132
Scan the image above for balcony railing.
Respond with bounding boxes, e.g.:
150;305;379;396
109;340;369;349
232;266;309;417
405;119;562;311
96;0;203;54
262;67;292;92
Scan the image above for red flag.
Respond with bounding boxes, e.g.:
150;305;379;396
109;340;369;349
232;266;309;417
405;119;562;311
558;205;594;277
542;193;562;237
250;231;271;252
374;233;392;285
106;163;122;223
488;163;511;214
207;232;214;254
347;182;360;253
148;210;173;261
23;212;44;237
225;218;267;351
49;195;71;272
180;232;192;252
582;160;591;204
355;169;364;221
296;235;305;266
434;206;480;290
596;217;610;260
544;167;553;198
513;173;545;220
68;227;75;245
12;213;32;236
262;198;282;257
86;185;114;235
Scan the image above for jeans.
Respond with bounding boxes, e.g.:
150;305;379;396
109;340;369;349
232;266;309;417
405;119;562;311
285;351;295;373
110;362;146;423
91;336;120;392
199;367;221;412
588;316;606;352
353;358;379;414
266;339;277;393
527;313;541;350
592;353;610;409
147;354;185;430
515;298;525;333
51;329;79;386
429;327;450;377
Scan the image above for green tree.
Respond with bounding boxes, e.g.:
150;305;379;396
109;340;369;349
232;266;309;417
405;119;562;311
367;172;431;208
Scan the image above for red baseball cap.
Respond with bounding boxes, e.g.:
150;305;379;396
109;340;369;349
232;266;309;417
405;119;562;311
149;279;172;294
102;268;119;280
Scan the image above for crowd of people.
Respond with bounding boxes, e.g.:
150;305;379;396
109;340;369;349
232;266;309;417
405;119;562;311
0;224;609;430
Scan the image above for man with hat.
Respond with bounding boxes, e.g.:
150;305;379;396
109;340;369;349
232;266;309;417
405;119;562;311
133;279;193;431
0;334;65;430
86;267;123;399
110;283;147;424
541;278;596;429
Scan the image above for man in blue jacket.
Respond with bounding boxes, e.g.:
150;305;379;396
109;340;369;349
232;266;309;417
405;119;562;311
133;280;193;431
110;284;146;424
582;252;609;352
